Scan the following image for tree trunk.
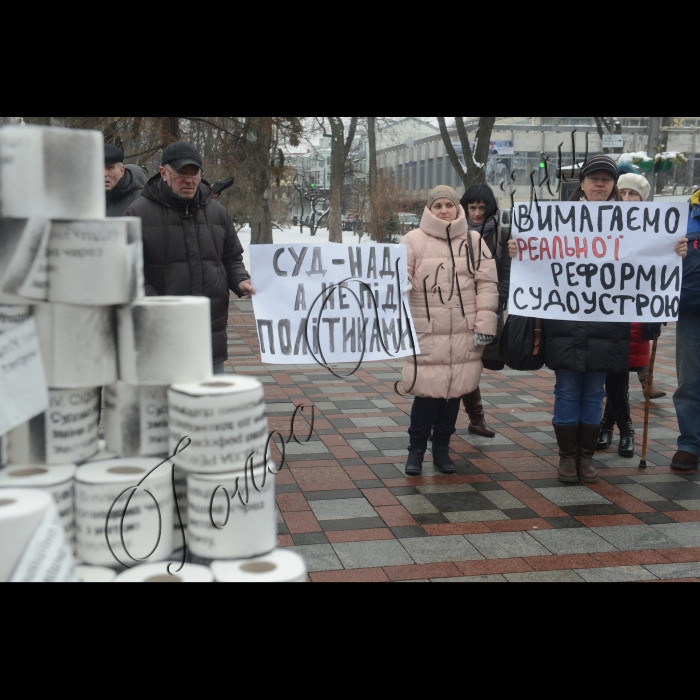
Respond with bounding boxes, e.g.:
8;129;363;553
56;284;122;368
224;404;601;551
22;117;51;126
166;117;180;142
437;117;496;189
368;116;381;241
327;117;359;244
249;117;274;245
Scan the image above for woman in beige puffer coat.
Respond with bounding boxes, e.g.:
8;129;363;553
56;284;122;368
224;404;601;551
402;186;499;476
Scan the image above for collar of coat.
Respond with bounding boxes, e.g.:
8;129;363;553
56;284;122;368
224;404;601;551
106;167;142;202
142;174;214;214
419;206;470;240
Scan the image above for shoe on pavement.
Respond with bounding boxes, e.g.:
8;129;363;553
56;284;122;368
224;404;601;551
671;451;699;472
638;368;666;400
432;434;457;475
405;439;428;477
463;389;496;438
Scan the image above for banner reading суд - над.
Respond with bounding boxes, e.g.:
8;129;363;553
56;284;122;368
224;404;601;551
251;244;419;366
509;202;689;323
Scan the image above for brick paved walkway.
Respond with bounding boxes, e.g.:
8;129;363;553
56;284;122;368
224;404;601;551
228;300;700;583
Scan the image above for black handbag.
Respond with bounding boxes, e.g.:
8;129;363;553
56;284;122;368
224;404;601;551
499;315;545;372
482;309;506;372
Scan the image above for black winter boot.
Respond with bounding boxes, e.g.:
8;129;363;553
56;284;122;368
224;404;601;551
432;434;457;475
597;402;615;450
405;439;427;477
607;376;635;459
617;417;636;459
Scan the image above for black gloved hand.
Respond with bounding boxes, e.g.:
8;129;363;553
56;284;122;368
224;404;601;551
643;324;663;341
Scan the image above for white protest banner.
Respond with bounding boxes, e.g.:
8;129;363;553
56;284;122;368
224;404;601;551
509;201;689;323
0;317;49;435
251;244;419;366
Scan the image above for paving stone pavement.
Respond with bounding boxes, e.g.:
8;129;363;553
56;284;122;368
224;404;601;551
226;300;700;583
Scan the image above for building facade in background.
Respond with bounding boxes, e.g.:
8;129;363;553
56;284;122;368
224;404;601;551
378;117;700;204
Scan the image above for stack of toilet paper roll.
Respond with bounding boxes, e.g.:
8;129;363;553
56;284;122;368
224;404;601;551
169;376;307;582
0;124;306;582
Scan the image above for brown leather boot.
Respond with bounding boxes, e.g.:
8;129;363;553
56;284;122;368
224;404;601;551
638;368;666;400
553;424;580;484
463;389;496;438
671;451;699;472
578;424;602;484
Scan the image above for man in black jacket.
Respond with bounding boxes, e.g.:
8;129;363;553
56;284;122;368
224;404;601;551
105;145;143;217
126;142;255;374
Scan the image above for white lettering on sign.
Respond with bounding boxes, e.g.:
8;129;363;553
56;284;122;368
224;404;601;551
0;318;49;435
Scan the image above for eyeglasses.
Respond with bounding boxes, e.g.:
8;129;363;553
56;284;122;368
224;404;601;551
585;176;614;185
166;167;203;181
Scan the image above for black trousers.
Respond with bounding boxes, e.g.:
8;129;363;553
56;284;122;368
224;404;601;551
604;371;631;426
409;397;462;441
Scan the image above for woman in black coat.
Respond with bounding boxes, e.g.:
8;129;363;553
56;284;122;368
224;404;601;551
509;156;627;485
459;185;512;439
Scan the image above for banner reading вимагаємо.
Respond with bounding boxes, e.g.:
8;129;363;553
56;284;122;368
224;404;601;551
251;244;419;366
509;202;689;323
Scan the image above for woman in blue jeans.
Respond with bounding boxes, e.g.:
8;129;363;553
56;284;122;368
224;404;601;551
509;156;629;484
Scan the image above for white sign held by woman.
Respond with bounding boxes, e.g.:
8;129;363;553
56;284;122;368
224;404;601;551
251;244;418;365
509;201;689;323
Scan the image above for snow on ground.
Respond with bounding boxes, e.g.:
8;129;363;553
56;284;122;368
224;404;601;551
237;226;367;272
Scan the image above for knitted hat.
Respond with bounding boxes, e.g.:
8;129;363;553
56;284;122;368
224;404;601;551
428;186;461;211
618;174;651;201
579;155;620;183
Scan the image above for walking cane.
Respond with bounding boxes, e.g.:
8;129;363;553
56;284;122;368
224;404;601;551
639;334;660;470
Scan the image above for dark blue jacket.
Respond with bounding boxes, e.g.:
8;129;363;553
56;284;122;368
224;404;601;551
680;197;700;316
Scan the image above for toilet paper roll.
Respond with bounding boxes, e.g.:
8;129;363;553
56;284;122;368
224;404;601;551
0;125;105;220
0;489;78;582
0;306;32;334
114;561;213;583
0;464;76;539
0;218;51;303
0;317;50;437
76;565;117;583
187;466;277;561
169;377;268;474
47;218;144;306
104;383;169;458
8;388;100;465
75;459;174;567
35;303;118;389
211;550;307;584
118;297;212;387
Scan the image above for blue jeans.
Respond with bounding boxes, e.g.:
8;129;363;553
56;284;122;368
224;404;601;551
554;370;607;426
213;362;225;375
674;313;700;456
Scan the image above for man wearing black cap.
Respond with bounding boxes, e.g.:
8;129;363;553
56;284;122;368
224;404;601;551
105;144;143;217
126;141;255;375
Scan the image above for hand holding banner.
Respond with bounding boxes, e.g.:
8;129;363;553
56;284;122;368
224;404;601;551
509;202;689;323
